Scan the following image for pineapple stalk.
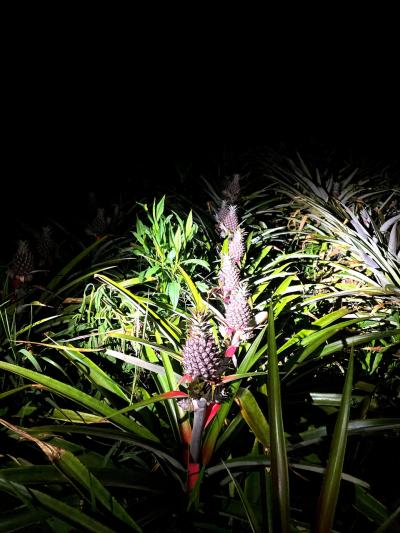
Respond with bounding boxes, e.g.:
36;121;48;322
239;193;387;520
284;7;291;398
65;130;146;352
189;398;207;463
181;173;255;490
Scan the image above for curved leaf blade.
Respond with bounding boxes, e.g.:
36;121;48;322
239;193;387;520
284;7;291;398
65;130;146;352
315;349;354;533
267;303;290;532
177;265;205;312
235;388;270;450
0;362;159;442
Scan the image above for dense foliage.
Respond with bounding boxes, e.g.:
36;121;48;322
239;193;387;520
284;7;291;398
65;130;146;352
1;152;399;532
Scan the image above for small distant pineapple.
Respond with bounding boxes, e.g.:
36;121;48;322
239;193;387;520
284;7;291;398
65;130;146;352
8;241;34;288
222;174;241;203
36;226;57;268
182;314;223;381
86;207;110;239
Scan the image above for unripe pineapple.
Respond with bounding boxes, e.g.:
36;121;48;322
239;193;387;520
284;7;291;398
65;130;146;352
222;174;241;203
182;314;223;381
8;241;34;287
225;284;253;336
219;254;241;301
36;226;57;268
86;207;110;238
229;227;245;264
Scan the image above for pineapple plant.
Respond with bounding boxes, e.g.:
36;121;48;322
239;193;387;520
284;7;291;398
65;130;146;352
170;173;255;485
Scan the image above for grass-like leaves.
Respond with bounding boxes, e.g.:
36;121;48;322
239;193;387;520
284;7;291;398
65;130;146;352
267;303;290;532
315;349;354;532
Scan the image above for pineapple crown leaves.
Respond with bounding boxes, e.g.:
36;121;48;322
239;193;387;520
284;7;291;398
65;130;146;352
184;310;219;348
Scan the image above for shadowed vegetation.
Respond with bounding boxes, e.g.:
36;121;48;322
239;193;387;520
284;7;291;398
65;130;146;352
1;150;400;532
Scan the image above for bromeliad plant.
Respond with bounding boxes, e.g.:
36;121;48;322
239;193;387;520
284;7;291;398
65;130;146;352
177;175;257;488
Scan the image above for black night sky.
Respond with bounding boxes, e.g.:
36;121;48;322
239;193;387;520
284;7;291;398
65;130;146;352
2;32;400;258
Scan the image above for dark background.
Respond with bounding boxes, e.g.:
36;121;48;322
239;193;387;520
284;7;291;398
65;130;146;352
2;27;400;258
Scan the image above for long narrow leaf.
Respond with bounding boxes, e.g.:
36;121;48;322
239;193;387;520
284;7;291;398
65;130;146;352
206;456;369;488
106;348;182;379
315;349;354;533
0;419;141;531
27;424;185;472
235;388;270;450
177;265;205;312
0;362;159;442
0;478;115;533
28;488;117;533
267;303;290;532
222;460;261;533
56;449;142;531
46;237;108;292
95;274;180;342
60;345;129;401
0;504;49;532
99;391;189;420
106;334;182;362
